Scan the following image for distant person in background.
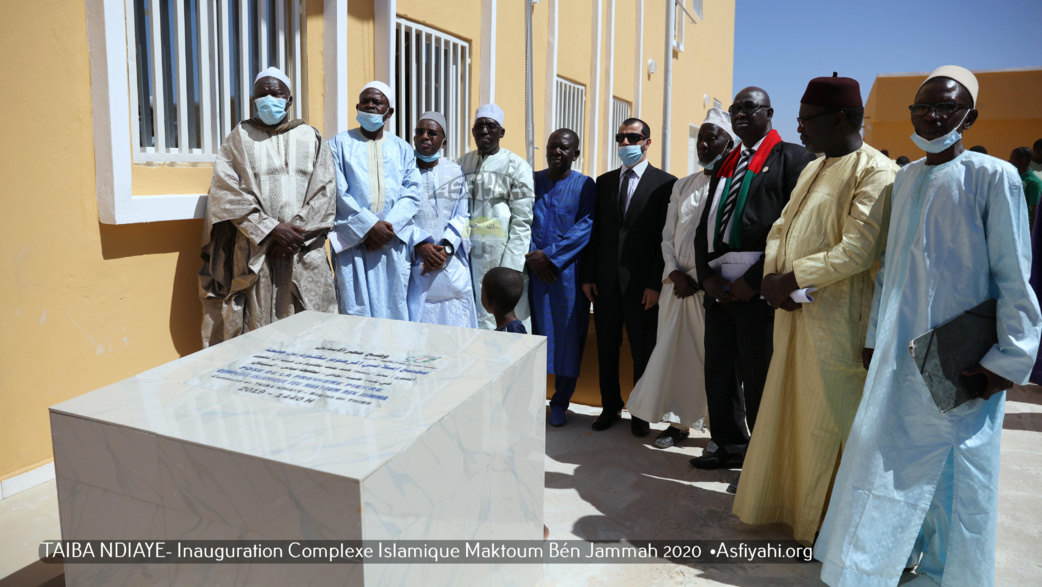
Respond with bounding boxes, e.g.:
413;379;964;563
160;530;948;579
200;67;337;347
1031;138;1042;180
896;155;911;167
1010;146;1041;228
482;267;526;334
815;65;1040;587
626;108;735;449
969;144;988;154
880;149;890;158
527;129;596;427
406;111;478;328
459;104;536;331
329;81;423;320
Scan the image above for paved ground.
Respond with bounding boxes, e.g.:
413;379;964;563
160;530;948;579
1;387;1039;586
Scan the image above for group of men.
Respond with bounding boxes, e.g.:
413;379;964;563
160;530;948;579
199;63;1040;586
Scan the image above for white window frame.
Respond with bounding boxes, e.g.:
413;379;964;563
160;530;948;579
87;0;348;224
554;77;586;171
673;1;698;52
608;97;632;170
394;18;471;162
126;0;307;164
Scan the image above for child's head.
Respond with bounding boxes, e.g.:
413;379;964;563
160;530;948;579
481;267;524;317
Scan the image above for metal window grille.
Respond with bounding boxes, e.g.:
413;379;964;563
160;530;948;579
127;0;306;164
554;77;586;171
395;19;471;162
608;97;632;170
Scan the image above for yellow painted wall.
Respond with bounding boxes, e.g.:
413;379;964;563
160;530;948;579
0;0;733;482
864;68;1042;161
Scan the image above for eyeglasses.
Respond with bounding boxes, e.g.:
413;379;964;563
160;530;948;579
728;101;766;116
908;102;967;117
473;122;501;132
414;128;442;138
615;133;647;144
796;109;838;126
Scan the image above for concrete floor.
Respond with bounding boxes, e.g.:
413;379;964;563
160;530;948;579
2;387;1040;587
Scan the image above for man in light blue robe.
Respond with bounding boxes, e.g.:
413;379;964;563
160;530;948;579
527;129;596;427
816;66;1041;587
406;111;478;328
329;81;423;320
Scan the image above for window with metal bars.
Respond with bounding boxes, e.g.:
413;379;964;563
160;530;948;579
608;97;632;170
394;19;471;162
554;78;586;171
127;0;306;163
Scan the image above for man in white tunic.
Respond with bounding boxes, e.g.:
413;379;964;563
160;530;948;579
329;81;423;320
200;67;337;346
406;111;478;327
458;104;536;330
815;66;1041;587
627;108;735;448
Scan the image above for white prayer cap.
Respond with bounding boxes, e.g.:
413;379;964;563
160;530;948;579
702;107;737;143
418;111;447;134
920;65;979;106
475;103;504;126
361;81;395;104
254;67;291;91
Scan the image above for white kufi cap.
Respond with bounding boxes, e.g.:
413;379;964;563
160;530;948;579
475;103;504;126
418;111;447;133
254;66;291;91
702;107;737;143
361;81;395;104
920;65;979;106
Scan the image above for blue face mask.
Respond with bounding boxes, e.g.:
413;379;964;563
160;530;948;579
910;111;968;154
356;110;387;132
415;149;441;163
698;153;724;170
254;96;288;126
617;145;644;167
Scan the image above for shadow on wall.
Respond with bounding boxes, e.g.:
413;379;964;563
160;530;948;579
98;219;205;358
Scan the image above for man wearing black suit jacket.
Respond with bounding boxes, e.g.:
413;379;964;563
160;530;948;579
582;118;677;433
691;87;815;471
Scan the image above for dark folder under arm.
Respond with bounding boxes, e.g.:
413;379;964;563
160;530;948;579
908;298;998;413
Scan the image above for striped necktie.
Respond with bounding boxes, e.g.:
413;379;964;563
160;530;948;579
717;148;752;243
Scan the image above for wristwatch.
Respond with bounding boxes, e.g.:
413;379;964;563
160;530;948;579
442;242;455;256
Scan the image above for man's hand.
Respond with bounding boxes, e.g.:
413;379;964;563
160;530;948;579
962;365;1014;401
582;283;598;304
272;223;306;251
778;298;801;312
364;220;395;251
415;242;447;275
525;250;558;283
729;276;757;302
669;270;698;299
702;274;735;303
862;348;874;370
762;272;799;307
642;288;659;310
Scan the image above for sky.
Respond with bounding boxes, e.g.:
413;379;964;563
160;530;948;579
732;0;1042;144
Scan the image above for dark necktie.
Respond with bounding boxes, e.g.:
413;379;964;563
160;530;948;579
717;149;752;242
619;169;636;219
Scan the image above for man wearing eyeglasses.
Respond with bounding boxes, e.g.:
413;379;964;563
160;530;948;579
458;103;536;331
815;66;1040;587
732;74;897;543
691;87;815;470
581;118;676;433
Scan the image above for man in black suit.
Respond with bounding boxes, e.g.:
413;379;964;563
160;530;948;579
582;118;677;433
691;87;815;471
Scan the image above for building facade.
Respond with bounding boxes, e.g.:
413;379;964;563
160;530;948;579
0;0;733;489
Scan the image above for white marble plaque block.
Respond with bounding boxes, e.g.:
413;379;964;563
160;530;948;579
51;312;546;586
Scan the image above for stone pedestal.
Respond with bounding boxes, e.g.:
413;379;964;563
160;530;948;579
50;312;546;586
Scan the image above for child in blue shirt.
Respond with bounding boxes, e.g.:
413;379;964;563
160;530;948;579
481;267;526;333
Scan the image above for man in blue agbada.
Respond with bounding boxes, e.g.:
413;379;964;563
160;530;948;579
816;66;1041;587
526;129;596;427
329;81;423;320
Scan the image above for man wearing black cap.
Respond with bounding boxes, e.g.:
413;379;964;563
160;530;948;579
731;74;898;544
691;88;815;470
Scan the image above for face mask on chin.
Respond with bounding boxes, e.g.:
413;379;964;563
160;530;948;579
356;110;386;132
698;152;724;169
910;111;969;154
415;149;441;163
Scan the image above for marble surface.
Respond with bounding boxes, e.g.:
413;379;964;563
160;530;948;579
51;312;546;586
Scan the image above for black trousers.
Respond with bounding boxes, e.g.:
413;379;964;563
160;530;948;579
593;285;658;413
703;296;774;453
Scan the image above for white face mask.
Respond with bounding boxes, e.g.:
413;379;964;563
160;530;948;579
697;153;723;169
910;111;969;154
